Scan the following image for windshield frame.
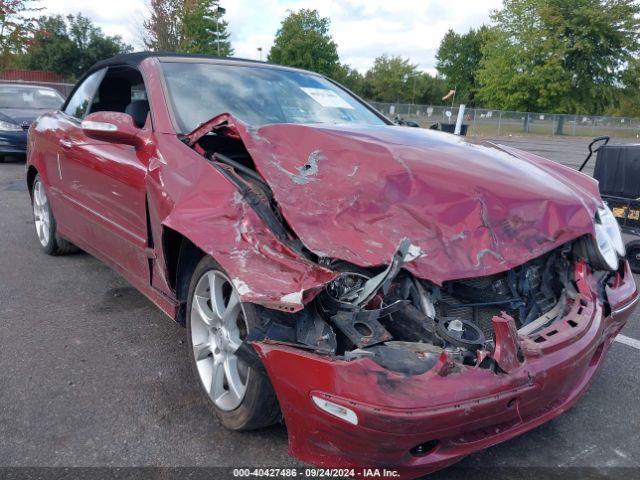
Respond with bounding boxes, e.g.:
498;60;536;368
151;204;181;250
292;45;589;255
0;84;65;110
157;57;391;134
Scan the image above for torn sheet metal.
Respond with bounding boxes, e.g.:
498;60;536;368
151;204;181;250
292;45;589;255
190;115;601;286
148;131;336;312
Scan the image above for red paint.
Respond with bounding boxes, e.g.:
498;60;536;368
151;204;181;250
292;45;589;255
491;313;521;372
191;114;602;285
254;263;637;478
26;55;638;477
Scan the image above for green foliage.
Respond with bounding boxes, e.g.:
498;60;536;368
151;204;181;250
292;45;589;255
268;9;340;78
477;0;640;114
331;64;366;96
143;0;233;56
436;26;489;106
364;55;418;103
0;0;41;69
143;0;182;51
414;73;449;105
20;14;131;79
330;54;448;106
608;57;640;117
180;0;233;56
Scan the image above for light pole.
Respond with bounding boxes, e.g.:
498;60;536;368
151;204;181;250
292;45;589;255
215;5;226;56
257;47;263;61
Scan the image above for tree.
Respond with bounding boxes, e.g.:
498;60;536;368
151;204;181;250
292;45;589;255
143;0;233;56
436;26;489;106
477;0;640;115
364;54;420;103
332;63;366;97
143;0;182;51
0;0;40;69
268;9;340;78
21;14;132;79
181;0;233;56
608;57;640;117
414;73;449;105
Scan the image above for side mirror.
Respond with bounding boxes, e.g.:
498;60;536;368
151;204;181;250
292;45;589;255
82;111;144;148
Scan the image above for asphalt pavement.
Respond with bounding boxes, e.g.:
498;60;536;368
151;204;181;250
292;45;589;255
0;135;639;479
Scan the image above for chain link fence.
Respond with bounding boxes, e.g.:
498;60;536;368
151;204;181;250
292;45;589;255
369;102;640;139
1;79;637;139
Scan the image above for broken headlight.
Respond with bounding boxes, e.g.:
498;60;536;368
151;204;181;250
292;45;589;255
587;204;625;271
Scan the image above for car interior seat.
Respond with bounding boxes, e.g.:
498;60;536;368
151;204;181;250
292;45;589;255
125;100;150;128
90;77;131;114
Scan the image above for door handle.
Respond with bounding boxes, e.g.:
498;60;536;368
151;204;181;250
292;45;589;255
59;139;72;150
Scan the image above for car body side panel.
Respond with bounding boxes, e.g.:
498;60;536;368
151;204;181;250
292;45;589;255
148;134;337;311
27;112;69;226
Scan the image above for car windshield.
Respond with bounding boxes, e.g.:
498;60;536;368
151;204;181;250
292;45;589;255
0;85;64;109
161;62;386;133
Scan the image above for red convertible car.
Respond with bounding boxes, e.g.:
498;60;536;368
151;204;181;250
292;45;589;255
27;53;638;477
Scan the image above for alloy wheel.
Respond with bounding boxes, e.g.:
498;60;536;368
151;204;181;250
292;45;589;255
190;269;249;411
33;180;51;247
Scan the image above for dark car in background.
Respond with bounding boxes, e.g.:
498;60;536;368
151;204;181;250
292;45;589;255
0;83;64;161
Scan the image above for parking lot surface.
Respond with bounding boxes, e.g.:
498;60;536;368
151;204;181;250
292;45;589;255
0;135;639;478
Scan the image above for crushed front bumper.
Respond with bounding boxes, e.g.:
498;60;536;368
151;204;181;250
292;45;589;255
253;261;638;478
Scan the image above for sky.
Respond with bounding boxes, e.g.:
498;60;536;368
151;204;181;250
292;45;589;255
41;0;503;73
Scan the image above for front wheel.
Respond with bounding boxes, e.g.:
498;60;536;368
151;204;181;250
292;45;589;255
186;256;280;430
31;174;77;255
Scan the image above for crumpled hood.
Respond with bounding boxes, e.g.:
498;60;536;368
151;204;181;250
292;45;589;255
225;120;601;285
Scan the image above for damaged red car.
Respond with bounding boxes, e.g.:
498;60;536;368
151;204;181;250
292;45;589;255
27;53;638;477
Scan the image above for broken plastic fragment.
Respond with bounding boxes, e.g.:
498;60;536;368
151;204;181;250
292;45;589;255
280;289;304;304
232;278;252;296
355;238;423;306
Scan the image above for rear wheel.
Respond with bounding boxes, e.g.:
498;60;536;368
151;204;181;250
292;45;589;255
186;256;280;430
626;240;640;274
31;174;77;255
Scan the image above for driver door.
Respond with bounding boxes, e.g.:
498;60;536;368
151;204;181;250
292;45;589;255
59;67;151;281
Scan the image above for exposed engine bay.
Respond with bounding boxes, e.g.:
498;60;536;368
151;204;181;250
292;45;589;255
191;126;619;377
247;237;609;376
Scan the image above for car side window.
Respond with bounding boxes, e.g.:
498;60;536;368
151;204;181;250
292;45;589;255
87;68;151;128
64;69;106;119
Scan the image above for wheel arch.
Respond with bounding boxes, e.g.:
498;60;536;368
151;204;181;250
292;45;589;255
26;165;38;199
162;225;206;325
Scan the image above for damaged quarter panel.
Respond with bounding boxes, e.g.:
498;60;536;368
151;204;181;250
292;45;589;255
153;133;337;311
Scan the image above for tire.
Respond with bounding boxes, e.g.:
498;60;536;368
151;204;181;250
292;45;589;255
626;240;640;274
31;174;78;255
186;256;280;430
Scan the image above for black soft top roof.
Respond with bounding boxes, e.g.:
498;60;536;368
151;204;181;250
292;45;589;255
87;51;286;75
66;51;388;126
